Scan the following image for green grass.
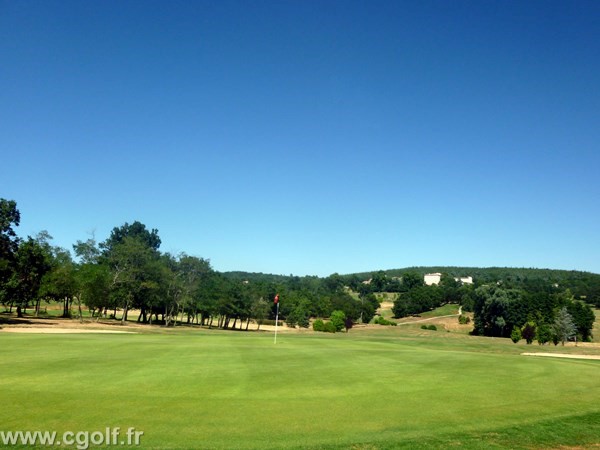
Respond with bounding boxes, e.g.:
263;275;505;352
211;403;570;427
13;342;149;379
1;328;599;449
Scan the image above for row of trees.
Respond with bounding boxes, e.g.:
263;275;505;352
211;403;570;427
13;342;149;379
1;197;597;340
473;285;594;342
0;199;379;329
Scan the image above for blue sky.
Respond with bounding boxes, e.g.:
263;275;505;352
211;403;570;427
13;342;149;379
2;0;599;276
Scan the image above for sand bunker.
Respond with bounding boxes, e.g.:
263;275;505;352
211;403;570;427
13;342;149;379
522;352;600;360
1;327;135;334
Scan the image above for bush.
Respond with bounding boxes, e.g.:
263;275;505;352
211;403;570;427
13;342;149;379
536;323;552;345
323;321;337;333
312;319;337;333
312;319;325;332
521;322;536;345
510;326;522;343
458;315;471;324
330;310;346;332
374;316;397;326
420;324;437;331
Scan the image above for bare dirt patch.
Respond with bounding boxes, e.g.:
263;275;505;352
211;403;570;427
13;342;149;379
2;327;135;334
522;353;600;360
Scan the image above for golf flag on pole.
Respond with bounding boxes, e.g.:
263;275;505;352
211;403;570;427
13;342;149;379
274;294;280;344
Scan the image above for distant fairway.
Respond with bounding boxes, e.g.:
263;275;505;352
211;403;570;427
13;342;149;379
1;327;599;449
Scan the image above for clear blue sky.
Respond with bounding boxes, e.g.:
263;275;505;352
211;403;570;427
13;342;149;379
2;0;599;276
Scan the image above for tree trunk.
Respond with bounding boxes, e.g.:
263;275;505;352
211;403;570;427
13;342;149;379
35;298;41;317
63;296;70;317
16;305;22;318
245;319;250;331
76;294;83;323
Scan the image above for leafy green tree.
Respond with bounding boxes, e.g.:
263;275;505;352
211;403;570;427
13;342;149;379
250;298;270;331
360;293;379;323
0;199;21;301
510;326;522;343
566;301;595;342
552;307;576;345
6;237;52;317
370;271;388;292
536;323;552;345
472;285;522;337
402;272;423;291
106;235;159;324
330;310;346;332
101;221;161;253
40;246;77;317
392;295;409;318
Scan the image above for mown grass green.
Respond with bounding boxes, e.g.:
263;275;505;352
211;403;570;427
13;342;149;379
1;327;599;449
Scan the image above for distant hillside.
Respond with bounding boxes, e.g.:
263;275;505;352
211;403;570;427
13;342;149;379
345;266;600;303
221;267;600;305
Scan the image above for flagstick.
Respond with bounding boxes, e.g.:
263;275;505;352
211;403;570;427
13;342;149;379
274;301;279;344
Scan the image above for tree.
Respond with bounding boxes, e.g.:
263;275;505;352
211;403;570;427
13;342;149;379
330;310;346;332
344;317;353;333
6;237;52;317
392;295;409;318
370;271;388;292
250;298;270;331
101;221;161;253
510;326;522;343
402;272;423;291
40;246;77;318
0;199;21;303
106;236;159;324
472;285;522;337
521;322;536;345
552;307;576;345
536;323;552;345
566;301;595;342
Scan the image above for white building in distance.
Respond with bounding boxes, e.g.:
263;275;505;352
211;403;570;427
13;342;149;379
424;273;442;285
424;273;473;286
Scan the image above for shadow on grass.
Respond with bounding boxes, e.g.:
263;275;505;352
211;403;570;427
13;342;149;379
0;313;57;326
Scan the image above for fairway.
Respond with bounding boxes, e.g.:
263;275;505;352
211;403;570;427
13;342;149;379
1;328;599;449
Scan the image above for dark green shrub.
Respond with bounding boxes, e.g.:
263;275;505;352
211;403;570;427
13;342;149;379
374;316;397;326
427;324;437;331
313;319;337;333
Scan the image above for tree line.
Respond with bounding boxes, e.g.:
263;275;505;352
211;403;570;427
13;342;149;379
1;197;597;340
0;199;378;329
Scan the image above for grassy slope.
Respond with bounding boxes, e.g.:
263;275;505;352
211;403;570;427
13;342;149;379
1;329;599;449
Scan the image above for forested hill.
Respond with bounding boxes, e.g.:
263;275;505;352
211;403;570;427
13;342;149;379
356;266;599;284
222;267;600;303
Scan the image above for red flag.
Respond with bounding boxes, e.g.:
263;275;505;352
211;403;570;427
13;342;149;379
274;294;279;304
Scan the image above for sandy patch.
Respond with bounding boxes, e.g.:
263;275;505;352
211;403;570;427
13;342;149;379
1;327;135;334
522;352;600;360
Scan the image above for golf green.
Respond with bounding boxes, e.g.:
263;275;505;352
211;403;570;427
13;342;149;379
1;329;599;449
